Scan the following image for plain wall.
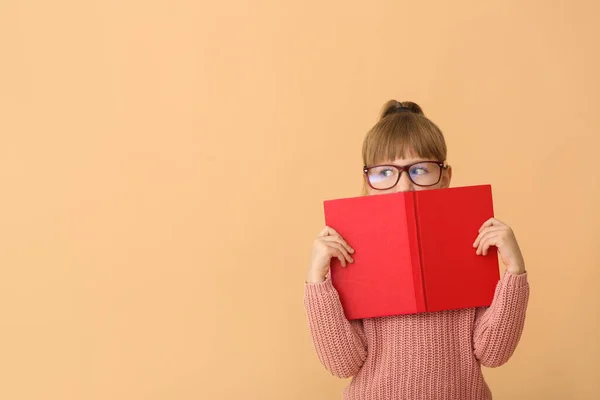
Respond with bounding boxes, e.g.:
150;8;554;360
1;1;599;399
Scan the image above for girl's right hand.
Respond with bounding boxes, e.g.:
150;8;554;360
307;226;354;283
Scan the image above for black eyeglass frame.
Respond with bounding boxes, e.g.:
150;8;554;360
362;161;449;190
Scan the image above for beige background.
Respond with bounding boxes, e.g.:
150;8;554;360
1;1;599;399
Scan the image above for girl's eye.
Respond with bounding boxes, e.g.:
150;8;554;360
369;167;398;183
410;165;429;176
380;168;395;177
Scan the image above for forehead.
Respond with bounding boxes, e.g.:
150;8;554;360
377;153;432;166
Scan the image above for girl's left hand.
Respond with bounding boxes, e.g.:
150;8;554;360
473;218;526;275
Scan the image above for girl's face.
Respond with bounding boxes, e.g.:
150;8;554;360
364;156;452;195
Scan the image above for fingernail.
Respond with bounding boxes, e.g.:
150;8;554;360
350;248;355;253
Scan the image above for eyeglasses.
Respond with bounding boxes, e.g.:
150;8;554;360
363;161;448;190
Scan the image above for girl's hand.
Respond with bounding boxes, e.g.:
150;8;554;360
307;226;354;284
473;218;526;275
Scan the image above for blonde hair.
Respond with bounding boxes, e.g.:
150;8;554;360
361;100;448;193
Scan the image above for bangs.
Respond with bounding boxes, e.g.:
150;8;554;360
362;113;447;167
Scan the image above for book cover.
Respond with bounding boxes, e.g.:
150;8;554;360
322;185;500;320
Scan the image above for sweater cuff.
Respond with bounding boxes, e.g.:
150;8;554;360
304;276;336;297
502;270;529;288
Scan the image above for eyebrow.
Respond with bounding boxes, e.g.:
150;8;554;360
372;159;432;166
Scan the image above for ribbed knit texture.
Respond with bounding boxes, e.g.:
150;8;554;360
304;272;529;400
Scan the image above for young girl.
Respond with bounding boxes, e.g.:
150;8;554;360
304;100;529;400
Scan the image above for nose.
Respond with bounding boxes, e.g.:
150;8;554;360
394;171;414;192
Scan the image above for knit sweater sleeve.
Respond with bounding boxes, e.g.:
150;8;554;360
304;277;368;378
473;271;530;367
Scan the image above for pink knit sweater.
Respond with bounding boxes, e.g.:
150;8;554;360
304;271;529;399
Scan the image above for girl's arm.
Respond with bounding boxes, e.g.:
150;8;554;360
472;271;529;367
472;218;530;367
304;277;367;378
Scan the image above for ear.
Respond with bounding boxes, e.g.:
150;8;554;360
441;165;452;188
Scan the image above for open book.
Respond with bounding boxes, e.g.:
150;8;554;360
323;185;500;320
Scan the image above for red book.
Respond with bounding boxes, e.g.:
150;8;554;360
323;185;500;320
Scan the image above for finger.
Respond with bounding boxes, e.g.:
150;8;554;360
476;232;497;255
329;247;347;267
327;242;354;264
477;233;500;256
482;239;497;256
318;226;331;237
478;218;495;233
319;226;341;236
473;227;504;247
322;235;354;254
474;227;505;248
478;218;505;233
476;234;493;255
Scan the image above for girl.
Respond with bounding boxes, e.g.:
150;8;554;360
304;100;529;400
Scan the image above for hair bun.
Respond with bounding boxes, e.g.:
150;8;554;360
380;100;424;119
